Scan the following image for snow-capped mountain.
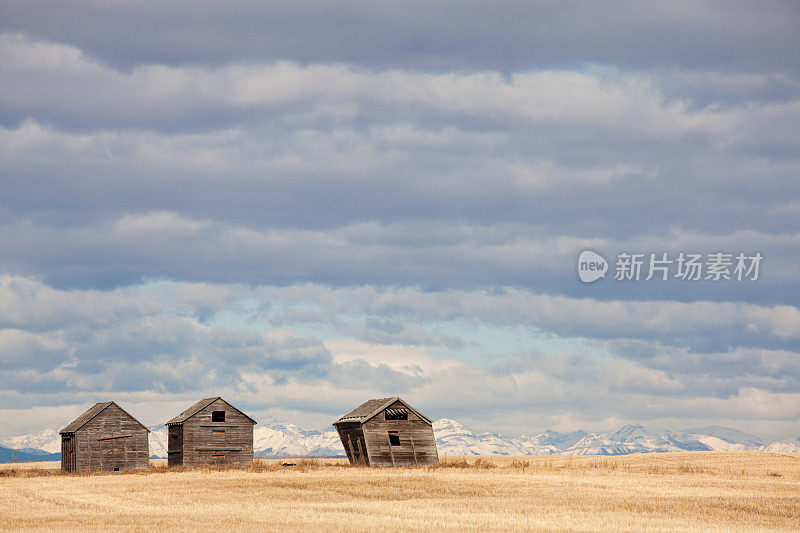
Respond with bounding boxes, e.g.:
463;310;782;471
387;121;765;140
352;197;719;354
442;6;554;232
148;425;168;458
679;425;765;451
531;429;588;450
432;420;797;456
433;418;544;455
2;418;798;461
2;425;62;454
253;418;341;457
434;421;698;456
760;438;800;454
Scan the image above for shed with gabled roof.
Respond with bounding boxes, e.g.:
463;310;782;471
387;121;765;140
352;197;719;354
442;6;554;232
59;401;150;473
166;397;256;467
333;397;438;467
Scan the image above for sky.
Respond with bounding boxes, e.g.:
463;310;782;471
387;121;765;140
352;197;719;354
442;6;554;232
0;0;798;441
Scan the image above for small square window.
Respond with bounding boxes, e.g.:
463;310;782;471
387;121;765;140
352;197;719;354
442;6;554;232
212;411;226;422
389;433;401;446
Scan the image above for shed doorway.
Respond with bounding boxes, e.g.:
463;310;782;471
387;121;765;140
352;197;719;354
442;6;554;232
100;437;126;472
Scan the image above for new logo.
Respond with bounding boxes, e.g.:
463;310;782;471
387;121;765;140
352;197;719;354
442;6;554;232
578;250;608;283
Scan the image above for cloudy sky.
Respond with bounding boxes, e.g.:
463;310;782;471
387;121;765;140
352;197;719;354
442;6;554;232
1;1;798;440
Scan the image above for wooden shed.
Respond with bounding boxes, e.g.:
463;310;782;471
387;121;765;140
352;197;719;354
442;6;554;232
59;401;150;473
333;397;438;467
166;397;256;467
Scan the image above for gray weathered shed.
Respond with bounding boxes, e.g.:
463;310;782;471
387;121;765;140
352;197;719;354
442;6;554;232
59;401;150;473
333;397;439;467
166;397;256;467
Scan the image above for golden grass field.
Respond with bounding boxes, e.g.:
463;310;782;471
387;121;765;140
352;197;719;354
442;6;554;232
1;452;798;532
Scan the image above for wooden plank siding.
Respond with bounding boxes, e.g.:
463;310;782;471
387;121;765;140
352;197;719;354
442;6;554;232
362;401;438;467
60;402;149;473
60;433;76;472
166;398;255;468
167;424;183;467
335;422;369;465
333;397;439;467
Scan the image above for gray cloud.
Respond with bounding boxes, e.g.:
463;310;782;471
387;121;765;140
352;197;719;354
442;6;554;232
257;284;800;351
0;35;796;290
0;211;796;305
0;276;335;396
1;1;798;74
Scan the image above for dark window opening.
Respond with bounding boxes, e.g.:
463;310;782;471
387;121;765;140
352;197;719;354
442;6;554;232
212;411;226;422
113;467;120;472
212;429;225;434
389;433;401;446
385;408;408;420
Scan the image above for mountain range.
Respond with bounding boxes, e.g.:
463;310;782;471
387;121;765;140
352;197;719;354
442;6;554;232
2;418;798;462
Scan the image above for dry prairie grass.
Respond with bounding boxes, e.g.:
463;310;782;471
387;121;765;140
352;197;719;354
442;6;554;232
1;452;798;531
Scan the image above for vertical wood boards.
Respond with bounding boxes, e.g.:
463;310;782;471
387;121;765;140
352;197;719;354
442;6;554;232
167;398;255;468
60;402;149;473
334;398;439;467
335;423;368;465
167;424;184;467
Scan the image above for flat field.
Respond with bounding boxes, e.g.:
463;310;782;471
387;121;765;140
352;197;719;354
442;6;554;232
1;452;798;531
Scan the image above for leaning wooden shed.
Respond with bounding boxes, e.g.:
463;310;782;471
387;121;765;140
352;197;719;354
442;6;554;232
59;401;150;473
166;397;256;467
333;397;438;467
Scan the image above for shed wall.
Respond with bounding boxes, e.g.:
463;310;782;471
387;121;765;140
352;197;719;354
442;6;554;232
69;404;149;473
361;421;438;466
335;423;368;465
336;399;439;467
176;399;254;467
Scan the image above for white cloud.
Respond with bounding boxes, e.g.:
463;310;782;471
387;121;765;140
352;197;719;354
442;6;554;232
1;211;798;306
0;276;797;440
259;283;800;343
1;32;795;148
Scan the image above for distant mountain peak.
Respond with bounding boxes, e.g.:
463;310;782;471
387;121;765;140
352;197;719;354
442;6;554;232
1;425;62;454
681;425;764;446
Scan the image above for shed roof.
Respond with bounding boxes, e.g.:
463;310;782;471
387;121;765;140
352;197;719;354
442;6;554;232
165;396;257;425
333;397;432;426
60;401;150;434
